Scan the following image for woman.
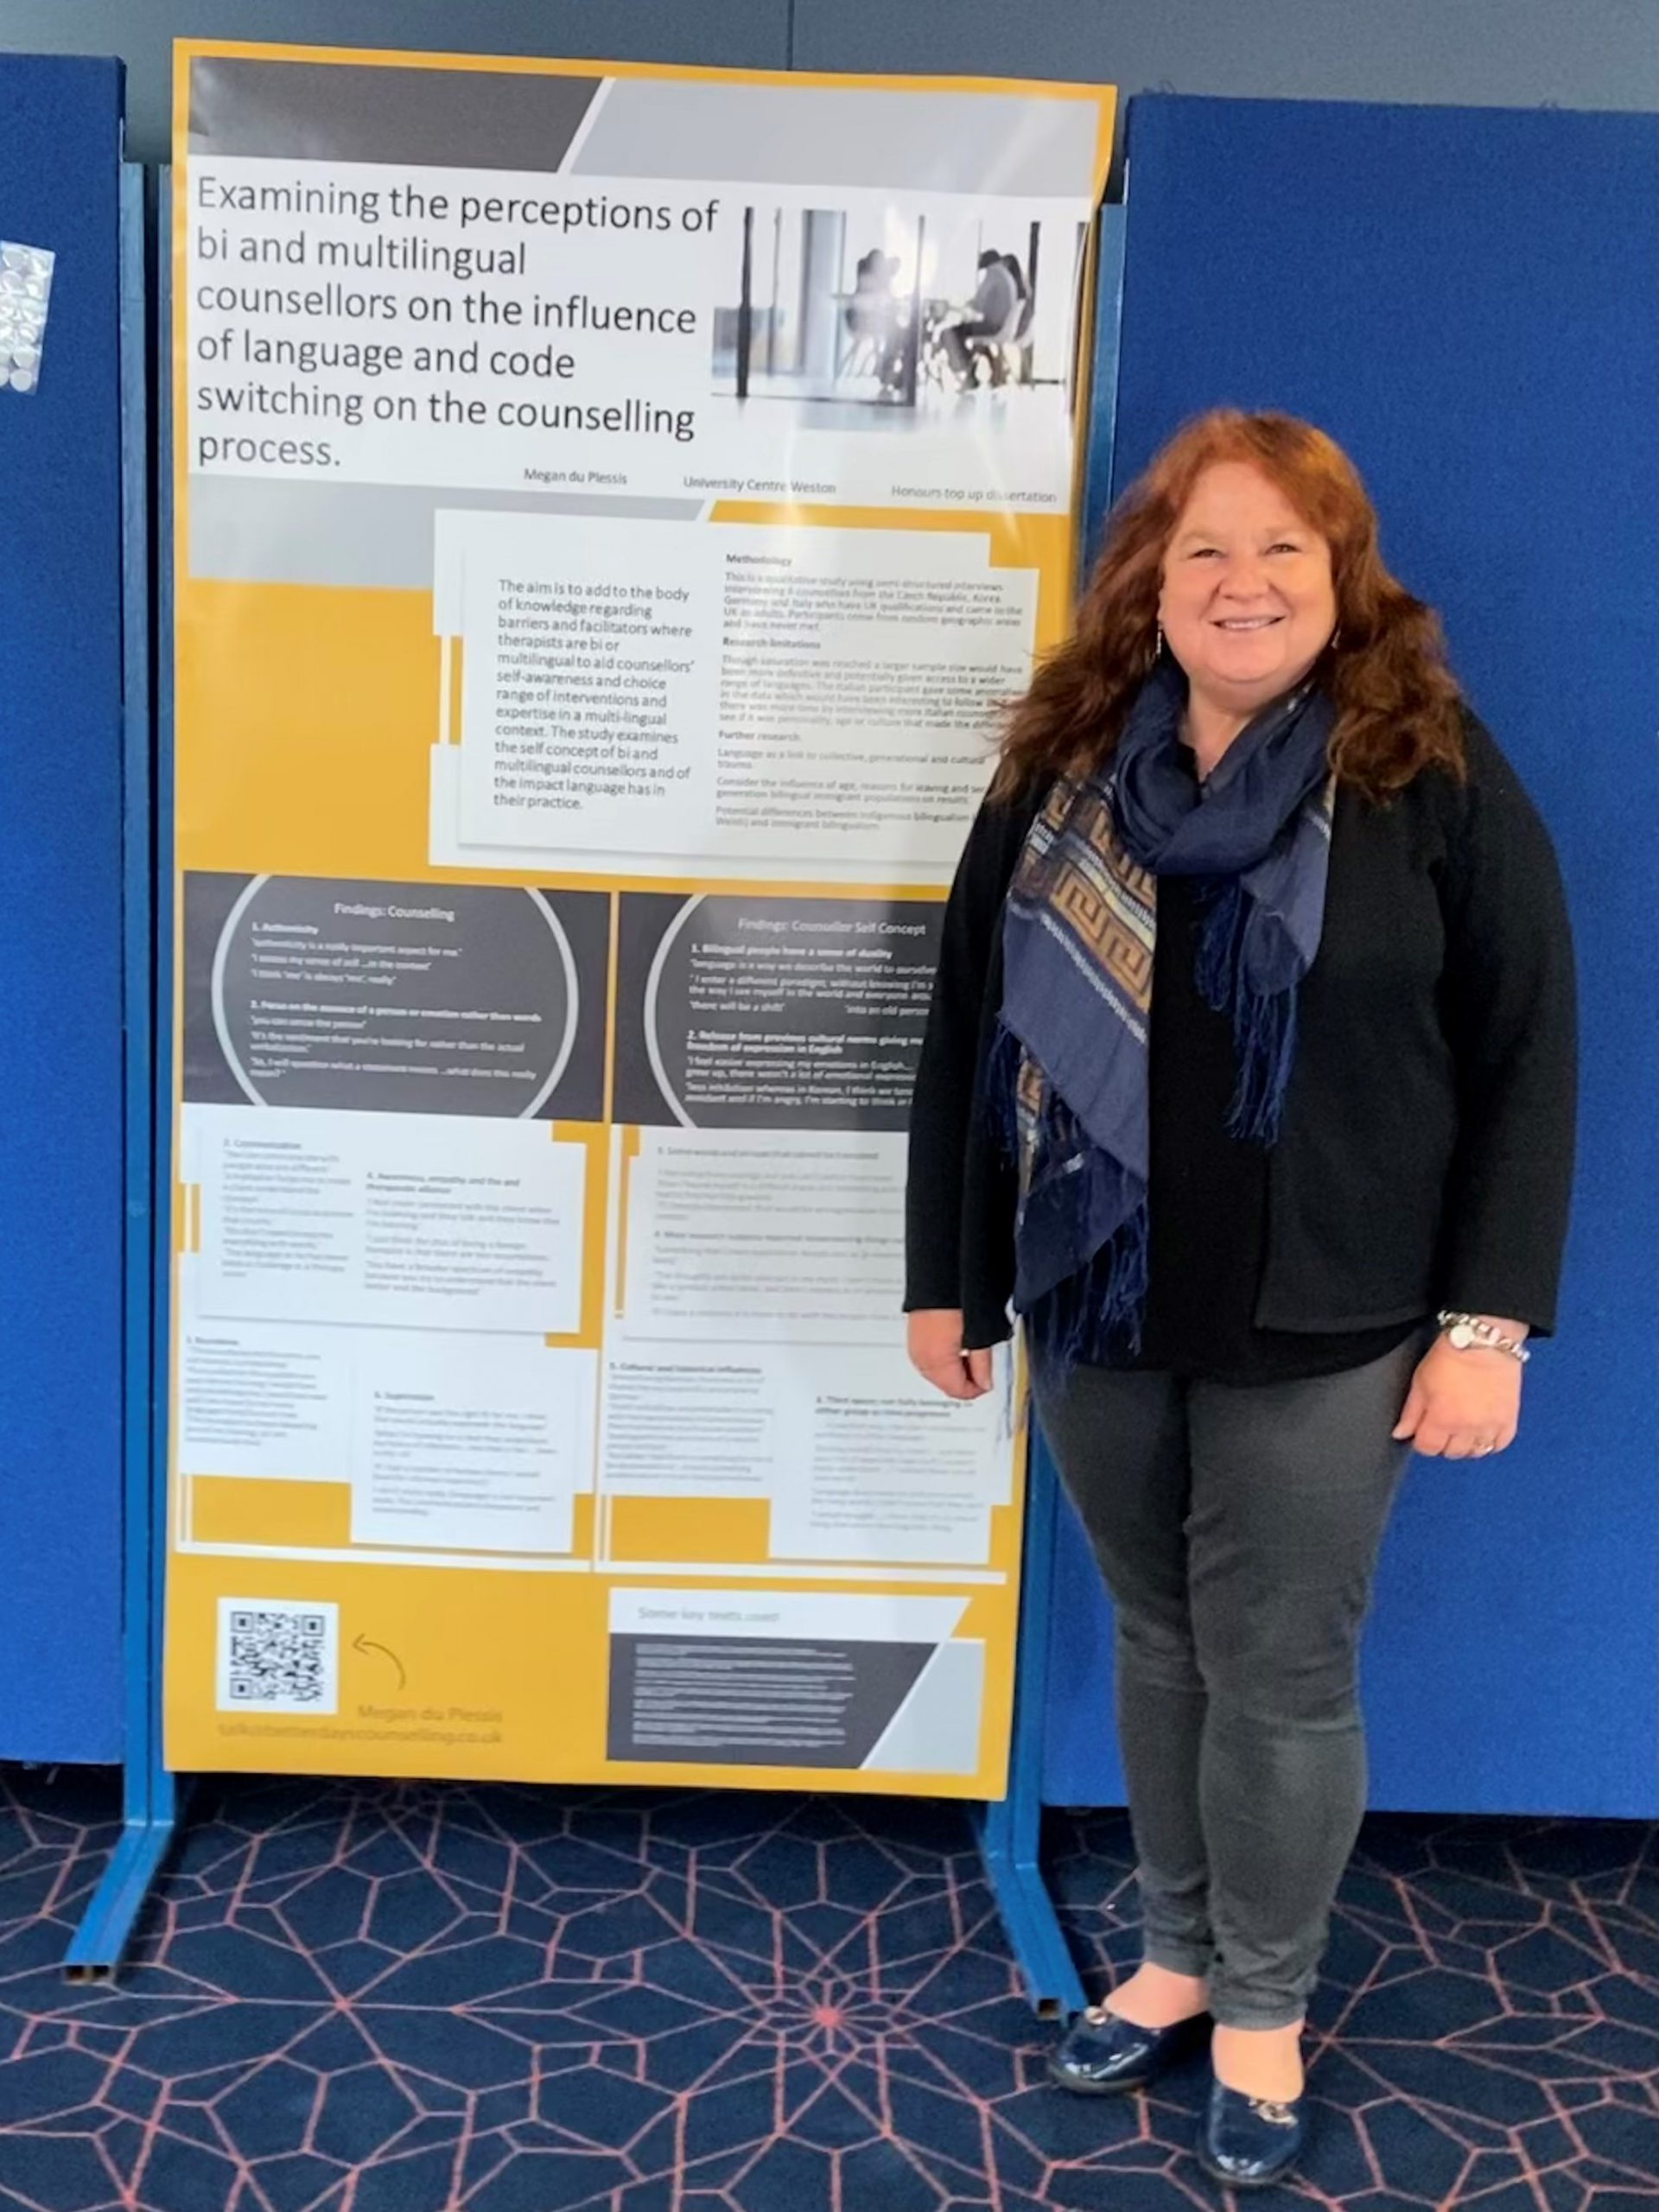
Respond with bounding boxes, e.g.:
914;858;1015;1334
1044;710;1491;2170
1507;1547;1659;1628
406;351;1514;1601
905;411;1575;2188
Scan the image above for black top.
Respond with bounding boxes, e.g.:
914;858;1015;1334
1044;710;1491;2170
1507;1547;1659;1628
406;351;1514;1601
904;710;1577;1375
1131;872;1421;1383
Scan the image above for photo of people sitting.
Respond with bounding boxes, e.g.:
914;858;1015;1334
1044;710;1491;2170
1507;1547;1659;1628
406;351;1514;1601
939;249;1033;389
712;204;1081;432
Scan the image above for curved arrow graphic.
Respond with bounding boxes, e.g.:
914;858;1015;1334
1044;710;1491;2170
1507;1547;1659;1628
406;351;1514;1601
352;1634;407;1691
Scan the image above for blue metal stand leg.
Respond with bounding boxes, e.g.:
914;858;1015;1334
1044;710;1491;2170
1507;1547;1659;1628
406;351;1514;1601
65;165;185;1980
63;1790;184;1983
975;1421;1086;2020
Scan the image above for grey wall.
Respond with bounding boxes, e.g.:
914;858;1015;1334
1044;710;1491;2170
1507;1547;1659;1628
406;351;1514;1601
1;0;1652;176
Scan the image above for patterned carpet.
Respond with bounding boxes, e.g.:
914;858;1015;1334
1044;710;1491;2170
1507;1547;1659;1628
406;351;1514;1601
0;1764;1653;2211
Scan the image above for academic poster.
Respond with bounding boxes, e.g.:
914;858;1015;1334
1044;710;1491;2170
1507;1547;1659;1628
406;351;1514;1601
164;40;1114;1794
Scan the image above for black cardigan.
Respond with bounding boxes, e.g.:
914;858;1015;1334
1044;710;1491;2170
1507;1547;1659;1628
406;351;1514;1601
904;711;1578;1351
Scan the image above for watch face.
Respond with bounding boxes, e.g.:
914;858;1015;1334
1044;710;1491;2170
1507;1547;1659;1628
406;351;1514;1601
1448;1323;1476;1349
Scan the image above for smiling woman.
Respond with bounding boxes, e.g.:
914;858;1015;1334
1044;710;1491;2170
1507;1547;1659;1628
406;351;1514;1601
990;409;1465;806
1158;462;1338;771
903;409;1577;2186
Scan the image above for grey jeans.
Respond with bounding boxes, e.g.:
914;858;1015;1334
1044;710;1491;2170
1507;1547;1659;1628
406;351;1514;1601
1033;1337;1422;2029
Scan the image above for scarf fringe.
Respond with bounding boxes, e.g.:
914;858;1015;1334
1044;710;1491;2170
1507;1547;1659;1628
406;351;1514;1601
1194;878;1300;1145
1022;1202;1150;1371
1226;985;1299;1145
987;1019;1153;1364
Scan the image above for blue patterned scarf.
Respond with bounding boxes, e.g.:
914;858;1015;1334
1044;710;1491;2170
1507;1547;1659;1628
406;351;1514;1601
998;663;1336;1365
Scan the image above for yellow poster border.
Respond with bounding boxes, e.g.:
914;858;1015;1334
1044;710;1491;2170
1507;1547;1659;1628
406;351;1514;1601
164;35;1113;1798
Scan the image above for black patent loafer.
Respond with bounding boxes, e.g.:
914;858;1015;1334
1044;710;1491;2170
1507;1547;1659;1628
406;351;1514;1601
1049;2005;1211;2095
1197;2081;1306;2188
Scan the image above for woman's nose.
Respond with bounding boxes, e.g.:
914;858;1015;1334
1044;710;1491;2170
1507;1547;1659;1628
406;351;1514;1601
1218;559;1271;598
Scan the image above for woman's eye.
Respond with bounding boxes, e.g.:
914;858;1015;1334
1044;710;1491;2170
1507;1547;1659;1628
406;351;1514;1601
1268;541;1302;554
1188;546;1220;559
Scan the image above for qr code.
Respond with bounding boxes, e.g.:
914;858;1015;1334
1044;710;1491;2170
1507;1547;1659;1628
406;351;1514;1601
216;1598;340;1714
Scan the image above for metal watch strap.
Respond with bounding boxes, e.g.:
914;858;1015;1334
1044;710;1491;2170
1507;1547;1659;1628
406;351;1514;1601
1435;1310;1531;1364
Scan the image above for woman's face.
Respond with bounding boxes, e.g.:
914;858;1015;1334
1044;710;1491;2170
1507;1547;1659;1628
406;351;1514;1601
1158;461;1338;713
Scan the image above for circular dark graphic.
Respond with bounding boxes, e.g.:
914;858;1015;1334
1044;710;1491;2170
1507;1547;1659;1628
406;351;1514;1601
641;893;940;1131
212;877;578;1117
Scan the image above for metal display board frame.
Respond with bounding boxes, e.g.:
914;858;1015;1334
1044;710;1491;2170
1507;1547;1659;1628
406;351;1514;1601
65;168;187;1978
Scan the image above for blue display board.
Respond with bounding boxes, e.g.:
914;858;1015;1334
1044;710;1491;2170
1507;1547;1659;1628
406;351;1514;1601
0;54;128;1763
1042;95;1657;1819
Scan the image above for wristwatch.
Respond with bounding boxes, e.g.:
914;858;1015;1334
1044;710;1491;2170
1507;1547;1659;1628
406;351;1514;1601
1436;1310;1531;1364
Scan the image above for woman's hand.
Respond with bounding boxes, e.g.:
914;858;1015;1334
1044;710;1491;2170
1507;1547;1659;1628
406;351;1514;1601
907;1308;994;1401
1392;1334;1523;1459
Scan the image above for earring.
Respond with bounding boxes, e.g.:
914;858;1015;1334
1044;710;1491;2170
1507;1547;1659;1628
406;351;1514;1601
1329;626;1342;652
1154;621;1165;658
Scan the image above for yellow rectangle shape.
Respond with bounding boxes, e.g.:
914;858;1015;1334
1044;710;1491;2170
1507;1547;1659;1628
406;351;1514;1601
607;1496;772;1566
192;1476;353;1550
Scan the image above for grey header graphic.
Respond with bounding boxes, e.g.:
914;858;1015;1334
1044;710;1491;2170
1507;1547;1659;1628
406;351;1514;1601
188;58;601;172
189;57;1100;197
573;79;1100;195
183;872;607;1121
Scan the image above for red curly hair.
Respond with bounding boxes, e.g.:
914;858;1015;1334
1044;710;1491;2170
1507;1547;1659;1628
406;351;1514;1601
992;409;1465;804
